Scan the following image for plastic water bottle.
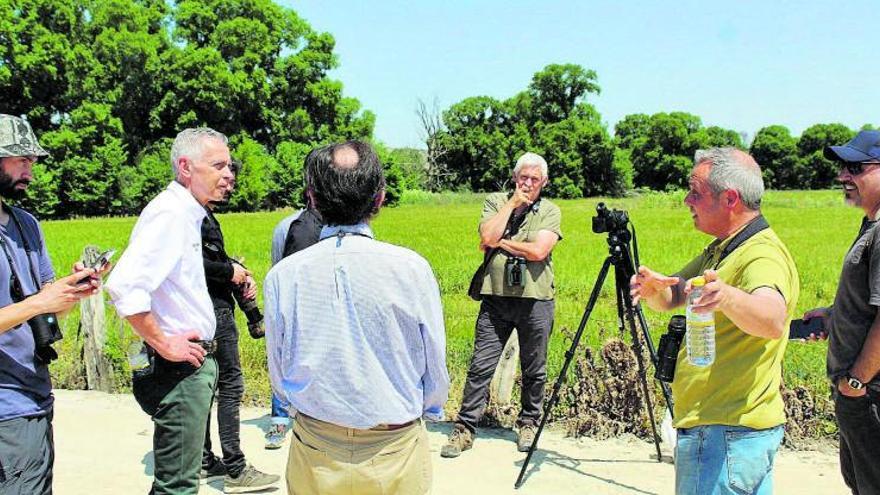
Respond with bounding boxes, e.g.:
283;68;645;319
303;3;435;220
686;276;715;367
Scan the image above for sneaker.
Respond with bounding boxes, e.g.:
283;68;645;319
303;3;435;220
517;424;536;453
200;459;226;484
223;464;280;494
440;423;473;458
264;422;288;450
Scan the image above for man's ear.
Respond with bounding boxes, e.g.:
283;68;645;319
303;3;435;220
724;189;740;209
374;189;386;209
177;157;192;183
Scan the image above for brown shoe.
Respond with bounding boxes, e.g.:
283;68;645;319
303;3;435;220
440;423;474;458
517;424;536;452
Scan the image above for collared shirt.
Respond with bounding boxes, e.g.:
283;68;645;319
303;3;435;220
264;223;449;429
270;210;303;266
106;181;216;339
828;216;880;390
671;226;799;430
478;192;562;300
0;207;55;421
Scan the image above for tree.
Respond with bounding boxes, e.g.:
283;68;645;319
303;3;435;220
750;125;801;189
433;63;626;198
797;123;854;189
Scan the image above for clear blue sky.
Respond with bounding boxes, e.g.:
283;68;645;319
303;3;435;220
284;0;877;149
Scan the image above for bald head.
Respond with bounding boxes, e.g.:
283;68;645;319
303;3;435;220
695;147;765;211
332;145;359;170
305;140;385;226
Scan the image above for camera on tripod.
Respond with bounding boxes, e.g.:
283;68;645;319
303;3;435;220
655;315;686;383
592;202;629;234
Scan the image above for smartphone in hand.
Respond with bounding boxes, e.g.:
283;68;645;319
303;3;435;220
789;318;824;340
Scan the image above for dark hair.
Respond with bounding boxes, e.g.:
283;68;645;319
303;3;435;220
306;141;385;225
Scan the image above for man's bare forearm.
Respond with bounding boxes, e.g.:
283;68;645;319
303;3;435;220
125;312;170;353
850;311;880;383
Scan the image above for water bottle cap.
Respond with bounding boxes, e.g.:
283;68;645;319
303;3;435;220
691;276;706;287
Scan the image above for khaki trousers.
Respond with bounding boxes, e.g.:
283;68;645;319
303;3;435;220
287;414;431;495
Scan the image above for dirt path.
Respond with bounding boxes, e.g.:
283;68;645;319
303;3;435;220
52;390;846;494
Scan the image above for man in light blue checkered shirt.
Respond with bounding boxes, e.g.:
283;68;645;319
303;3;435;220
264;141;448;494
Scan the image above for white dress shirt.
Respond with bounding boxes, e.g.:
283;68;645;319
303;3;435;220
106;181;216;339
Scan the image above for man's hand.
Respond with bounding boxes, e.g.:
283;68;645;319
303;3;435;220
231;263;251;285
802;307;831;340
685;270;729;312
153;330;207;367
630;266;679;306
242;275;257;300
30;269;98;314
838;376;867;398
507;184;532;210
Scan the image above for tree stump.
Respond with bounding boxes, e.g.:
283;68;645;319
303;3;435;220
80;246;114;392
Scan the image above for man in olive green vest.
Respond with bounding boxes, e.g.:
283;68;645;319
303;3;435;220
441;152;562;458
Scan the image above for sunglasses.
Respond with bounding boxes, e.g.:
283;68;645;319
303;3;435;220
842;161;880;175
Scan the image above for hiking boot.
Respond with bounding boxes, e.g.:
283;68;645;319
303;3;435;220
264;422;288;450
223;464;280;493
200;459;226;484
440;423;473;458
517;424;536;452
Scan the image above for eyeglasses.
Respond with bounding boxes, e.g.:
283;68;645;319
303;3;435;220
516;175;543;185
842;161;880;176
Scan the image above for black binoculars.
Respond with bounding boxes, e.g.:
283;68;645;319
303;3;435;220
654;315;686;383
505;256;526;287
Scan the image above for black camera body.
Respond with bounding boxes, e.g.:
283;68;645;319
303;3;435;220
655;315;686;383
232;284;264;339
592;202;630;234
10;281;62;363
505;256;526;287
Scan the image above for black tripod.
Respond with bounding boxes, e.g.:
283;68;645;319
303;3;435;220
515;208;673;489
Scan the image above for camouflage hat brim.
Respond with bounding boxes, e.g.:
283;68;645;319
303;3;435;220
0;114;49;158
0;142;49;158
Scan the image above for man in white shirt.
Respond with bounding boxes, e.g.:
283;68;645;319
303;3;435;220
106;127;234;495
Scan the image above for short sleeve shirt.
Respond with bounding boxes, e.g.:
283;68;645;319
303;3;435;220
828;218;880;390
671;226;799;430
0;207;56;421
478;193;562;300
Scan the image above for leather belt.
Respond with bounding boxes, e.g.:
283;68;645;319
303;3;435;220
195;340;217;355
298;413;416;431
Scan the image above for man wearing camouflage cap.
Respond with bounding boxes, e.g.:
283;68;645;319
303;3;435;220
0;114;100;493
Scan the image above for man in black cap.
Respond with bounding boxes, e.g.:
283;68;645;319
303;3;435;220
803;129;880;494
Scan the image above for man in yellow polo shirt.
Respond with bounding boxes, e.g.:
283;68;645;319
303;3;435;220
630;147;799;495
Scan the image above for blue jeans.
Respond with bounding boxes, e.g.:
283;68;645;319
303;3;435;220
675;424;783;495
271;393;290;427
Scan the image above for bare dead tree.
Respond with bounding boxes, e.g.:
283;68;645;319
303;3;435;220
416;97;454;191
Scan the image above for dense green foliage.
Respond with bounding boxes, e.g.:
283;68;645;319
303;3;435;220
2;0;374;216
47;190;849;435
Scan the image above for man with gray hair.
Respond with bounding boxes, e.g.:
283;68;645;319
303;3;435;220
442;151;562;457
107;127;234;494
630;148;799;494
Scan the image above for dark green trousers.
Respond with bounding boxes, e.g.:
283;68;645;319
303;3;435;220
150;356;217;495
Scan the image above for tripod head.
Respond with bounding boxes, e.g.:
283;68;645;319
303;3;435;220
592;202;635;265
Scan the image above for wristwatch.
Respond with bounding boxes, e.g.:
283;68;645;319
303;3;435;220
845;374;866;390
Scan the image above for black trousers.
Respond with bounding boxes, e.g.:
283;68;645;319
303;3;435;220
0;410;53;494
202;308;246;477
836;390;880;495
456;296;554;433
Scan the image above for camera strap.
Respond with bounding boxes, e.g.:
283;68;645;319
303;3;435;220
0;205;41;297
713;215;770;268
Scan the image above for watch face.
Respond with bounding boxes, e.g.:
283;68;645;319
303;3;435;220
847;376;865;390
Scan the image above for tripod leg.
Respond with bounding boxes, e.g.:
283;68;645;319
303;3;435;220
514;256;612;489
616;271;663;462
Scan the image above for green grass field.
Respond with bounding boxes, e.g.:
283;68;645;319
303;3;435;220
43;189;853;419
